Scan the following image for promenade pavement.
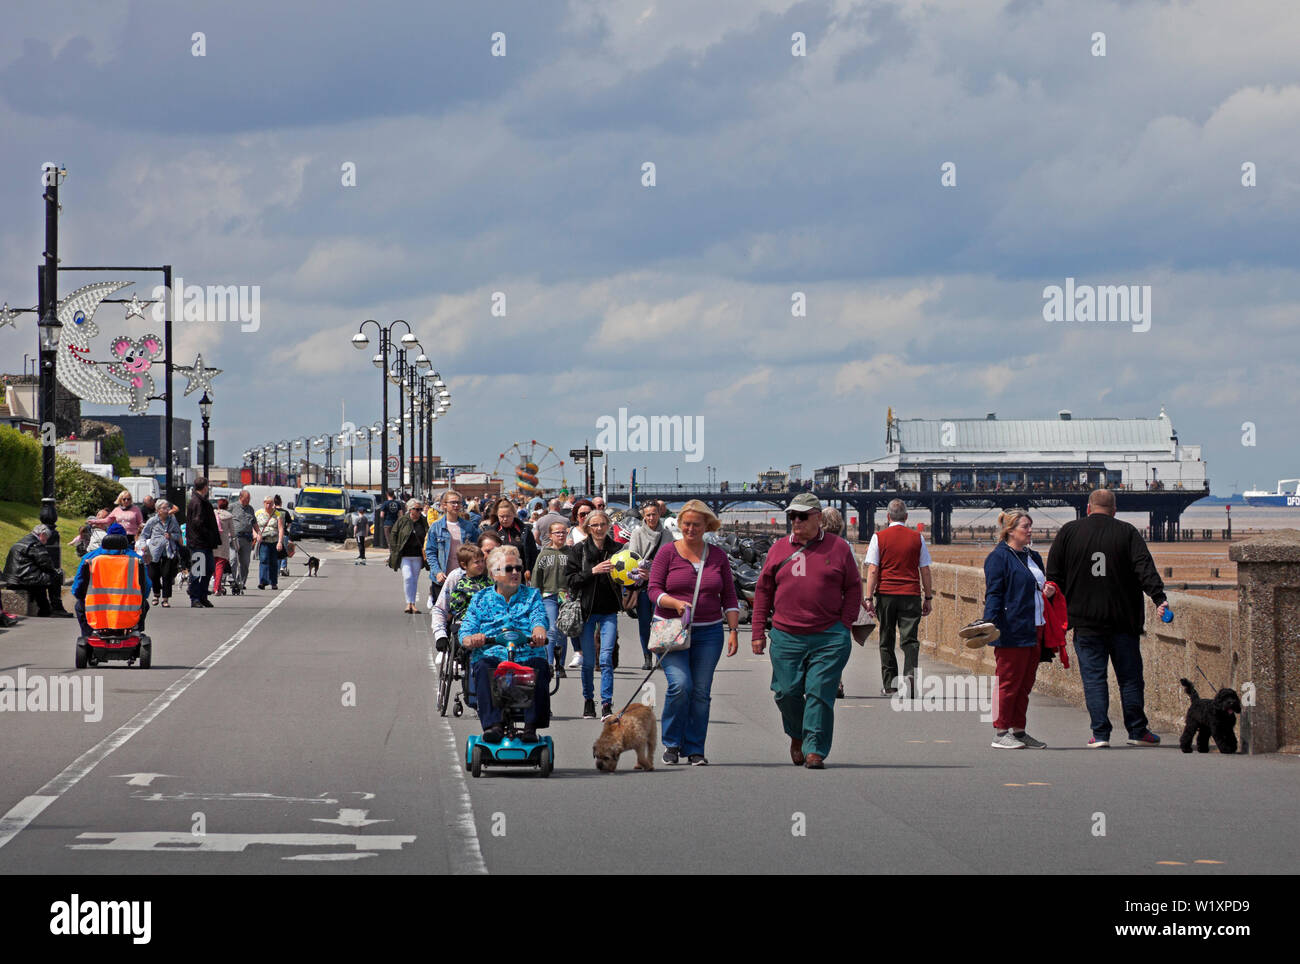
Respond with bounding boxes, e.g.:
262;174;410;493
1;542;1294;875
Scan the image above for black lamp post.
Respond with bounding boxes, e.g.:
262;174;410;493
36;166;64;544
352;320;413;497
199;391;212;481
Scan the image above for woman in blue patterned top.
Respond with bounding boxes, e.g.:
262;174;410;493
459;545;553;743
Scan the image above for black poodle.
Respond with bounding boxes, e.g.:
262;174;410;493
1179;678;1242;754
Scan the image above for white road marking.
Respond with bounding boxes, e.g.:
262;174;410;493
311;808;390;828
283;852;378;861
131;791;339;804
0;575;306;851
68;831;414;852
114;773;174;787
425;637;487;875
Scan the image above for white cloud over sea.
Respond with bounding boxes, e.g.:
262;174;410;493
0;0;1296;491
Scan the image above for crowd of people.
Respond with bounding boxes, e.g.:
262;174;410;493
0;479;308;623
403;485;1169;768
1;477;1170;768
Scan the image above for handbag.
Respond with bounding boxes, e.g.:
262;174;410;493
648;548;707;654
851;602;876;645
557;598;584;637
621;588;641;617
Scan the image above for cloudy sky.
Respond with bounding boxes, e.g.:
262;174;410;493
1;0;1296;495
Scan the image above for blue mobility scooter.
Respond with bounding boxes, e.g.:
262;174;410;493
463;631;555;778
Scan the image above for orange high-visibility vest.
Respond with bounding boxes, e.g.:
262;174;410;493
85;553;144;630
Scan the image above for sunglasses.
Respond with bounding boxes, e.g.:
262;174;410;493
788;511;816;522
502;565;524;574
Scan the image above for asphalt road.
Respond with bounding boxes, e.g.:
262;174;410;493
1;542;1296;875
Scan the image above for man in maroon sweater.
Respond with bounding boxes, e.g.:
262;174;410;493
752;493;864;769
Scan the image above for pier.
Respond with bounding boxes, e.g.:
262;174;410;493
604;481;1209;544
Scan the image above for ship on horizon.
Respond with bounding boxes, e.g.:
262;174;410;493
1242;479;1300;508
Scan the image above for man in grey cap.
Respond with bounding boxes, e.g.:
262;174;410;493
751;493;863;769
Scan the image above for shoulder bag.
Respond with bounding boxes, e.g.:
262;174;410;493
648;546;708;654
763;543;806;632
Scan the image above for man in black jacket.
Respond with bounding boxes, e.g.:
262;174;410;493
2;525;72;617
186;477;221;608
1045;488;1168;748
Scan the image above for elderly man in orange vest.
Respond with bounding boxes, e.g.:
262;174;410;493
71;523;151;638
864;499;933;697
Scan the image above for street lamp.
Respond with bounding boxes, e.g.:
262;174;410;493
198;391;212;481
352;318;412;497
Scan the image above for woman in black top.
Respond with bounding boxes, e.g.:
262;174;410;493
565;510;621;719
484;500;539;579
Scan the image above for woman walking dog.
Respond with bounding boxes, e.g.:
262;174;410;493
647;500;739;766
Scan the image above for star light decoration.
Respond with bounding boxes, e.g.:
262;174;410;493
0;302;18;330
174;353;223;397
123;294;147;319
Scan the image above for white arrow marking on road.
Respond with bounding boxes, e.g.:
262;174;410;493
114;773;175;787
283;852;378;861
69;832;415;852
311;809;391;828
132;791;340;804
0;576;306;851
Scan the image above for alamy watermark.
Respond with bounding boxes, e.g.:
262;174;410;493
889;667;995;723
0;669;103;722
149;277;260;332
1042;277;1151;333
50;894;151;943
594;408;703;462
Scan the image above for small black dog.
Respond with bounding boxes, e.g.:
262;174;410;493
1179;678;1242;754
304;554;320;577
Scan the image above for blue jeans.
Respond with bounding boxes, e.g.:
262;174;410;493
1073;633;1149;740
579;611;619;703
258;543;279;588
660;622;725;756
636;589;654;656
542;596;569;662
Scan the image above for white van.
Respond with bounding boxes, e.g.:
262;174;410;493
118;476;160;503
240;484;301;510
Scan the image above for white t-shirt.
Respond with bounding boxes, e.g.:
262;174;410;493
1026;554;1046;627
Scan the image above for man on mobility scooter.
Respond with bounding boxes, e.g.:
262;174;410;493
458;545;555;776
72;523;152;669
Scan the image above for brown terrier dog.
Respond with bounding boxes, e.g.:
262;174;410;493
593;701;658;772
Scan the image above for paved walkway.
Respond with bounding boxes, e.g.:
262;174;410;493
0;542;1294;874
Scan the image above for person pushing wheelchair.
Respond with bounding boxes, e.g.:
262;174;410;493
459;545;553;744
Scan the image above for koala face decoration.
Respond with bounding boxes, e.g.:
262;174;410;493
106;334;164;412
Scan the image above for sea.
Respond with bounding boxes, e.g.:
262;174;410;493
716;502;1297;534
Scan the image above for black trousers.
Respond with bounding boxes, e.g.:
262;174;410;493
876;593;922;689
147;555;178;599
25;581;64;615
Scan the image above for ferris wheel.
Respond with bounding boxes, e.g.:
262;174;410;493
493;441;569;498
